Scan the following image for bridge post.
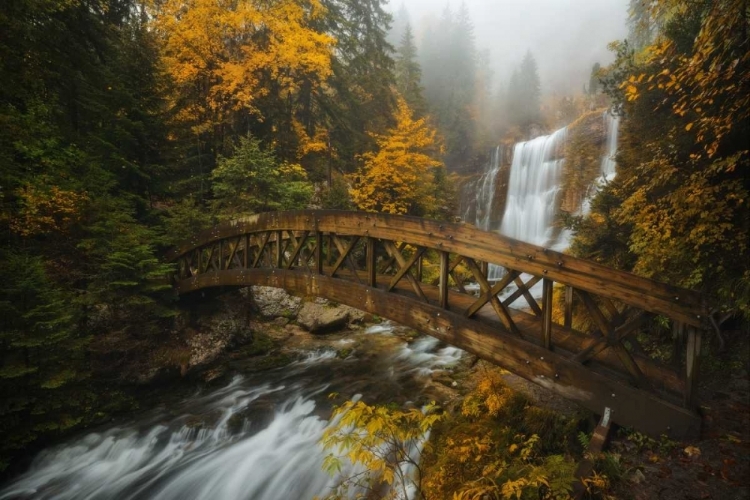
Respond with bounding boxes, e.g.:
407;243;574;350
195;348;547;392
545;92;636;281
542;278;553;350
367;237;376;287
564;285;573;329
275;230;283;268
439;251;449;309
684;326;702;409
315;231;323;274
243;235;248;269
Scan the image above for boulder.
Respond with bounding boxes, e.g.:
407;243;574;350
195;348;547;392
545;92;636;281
249;286;301;319
297;301;352;333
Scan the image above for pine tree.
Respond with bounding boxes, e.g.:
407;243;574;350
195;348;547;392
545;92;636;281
395;23;427;117
505;51;541;128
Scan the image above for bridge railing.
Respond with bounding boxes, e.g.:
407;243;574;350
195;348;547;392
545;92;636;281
168;210;708;435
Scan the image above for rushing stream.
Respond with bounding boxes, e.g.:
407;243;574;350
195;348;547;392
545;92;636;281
0;323;464;500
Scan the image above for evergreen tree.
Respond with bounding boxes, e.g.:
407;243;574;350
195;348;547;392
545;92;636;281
309;0;397;174
387;3;410;50
505;51;542;128
589;62;602;95
395;23;427;117
419;2;478;170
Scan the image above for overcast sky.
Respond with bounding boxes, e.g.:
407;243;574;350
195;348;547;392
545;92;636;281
391;0;630;96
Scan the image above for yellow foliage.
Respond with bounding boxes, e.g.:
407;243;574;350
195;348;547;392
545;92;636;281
151;0;333;135
625;0;750;157
349;97;444;216
11;184;88;237
320;398;442;499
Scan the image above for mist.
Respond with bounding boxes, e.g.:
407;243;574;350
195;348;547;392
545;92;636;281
391;0;630;96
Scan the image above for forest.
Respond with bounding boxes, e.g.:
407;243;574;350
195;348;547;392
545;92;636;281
0;0;748;497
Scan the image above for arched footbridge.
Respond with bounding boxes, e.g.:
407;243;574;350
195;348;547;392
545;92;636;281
167;210;708;438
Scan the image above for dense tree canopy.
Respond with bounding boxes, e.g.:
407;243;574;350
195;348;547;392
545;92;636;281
572;0;750;317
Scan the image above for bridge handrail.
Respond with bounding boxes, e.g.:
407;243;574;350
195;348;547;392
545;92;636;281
167;210;707;327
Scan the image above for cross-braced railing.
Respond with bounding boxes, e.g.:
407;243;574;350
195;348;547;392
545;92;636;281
168;210;709;438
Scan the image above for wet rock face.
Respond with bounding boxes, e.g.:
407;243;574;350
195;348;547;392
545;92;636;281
249;286;302;319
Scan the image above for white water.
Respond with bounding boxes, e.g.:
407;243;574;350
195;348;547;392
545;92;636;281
467;112;619;297
499;127;568;248
0;324;464;500
581;111;620;215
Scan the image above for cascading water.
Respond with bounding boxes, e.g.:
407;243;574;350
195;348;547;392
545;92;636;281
467;111;619;291
473;146;502;232
600;111;619;180
499;127;568;248
581;111;620;215
0;325;464;500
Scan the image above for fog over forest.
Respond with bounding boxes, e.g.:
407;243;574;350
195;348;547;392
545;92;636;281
391;0;629;96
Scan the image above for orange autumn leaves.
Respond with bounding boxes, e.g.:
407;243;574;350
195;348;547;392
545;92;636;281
151;0;334;135
349;98;444;216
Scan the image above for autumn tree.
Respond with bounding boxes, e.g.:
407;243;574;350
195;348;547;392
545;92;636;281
150;0;334;183
349;98;445;216
573;0;750;318
321;399;442;500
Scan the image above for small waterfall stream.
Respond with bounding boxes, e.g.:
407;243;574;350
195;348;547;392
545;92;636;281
0;324;463;500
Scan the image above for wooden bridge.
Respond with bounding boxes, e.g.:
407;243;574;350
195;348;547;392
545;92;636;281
167;210;708;438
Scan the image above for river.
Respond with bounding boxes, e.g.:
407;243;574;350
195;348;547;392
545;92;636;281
0;322;464;500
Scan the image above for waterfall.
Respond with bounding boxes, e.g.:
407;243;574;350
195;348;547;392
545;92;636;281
600;111;619;181
499;127;568;248
581;111;620;215
466;110;619;286
474;146;502;232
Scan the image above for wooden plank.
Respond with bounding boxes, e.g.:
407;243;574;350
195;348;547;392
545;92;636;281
449;255;467;294
329;235;358;278
613;342;651;389
226;237;239;270
367;237;377;287
331;235;362;283
684;327;702;408
571;312;646;365
275;230;283;268
439;250;449;309
577;289;614;337
243;234;248;269
251;232;271;269
284;231;309;270
503;275;542;309
387;246;427;292
384;240;427;301
573;408;612;499
175;268;701;439
513;275;543;316
564;285;573;329
464;258;520;336
542;278;553;350
379;241;407;274
315;231;323;275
